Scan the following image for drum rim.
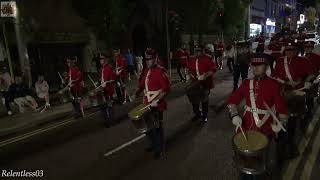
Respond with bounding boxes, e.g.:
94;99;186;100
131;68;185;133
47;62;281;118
232;130;269;155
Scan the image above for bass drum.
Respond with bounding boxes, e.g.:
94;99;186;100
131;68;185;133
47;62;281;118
283;90;306;116
185;81;209;103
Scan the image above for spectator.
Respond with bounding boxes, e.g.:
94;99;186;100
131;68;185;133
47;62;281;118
135;52;144;77
225;45;235;73
8;76;38;113
0;67;13;115
125;49;136;80
35;75;50;108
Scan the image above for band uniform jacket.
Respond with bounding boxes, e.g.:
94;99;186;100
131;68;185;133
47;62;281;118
272;56;316;91
187;55;217;89
101;64;116;96
228;76;288;136
68;67;84;92
138;65;171;112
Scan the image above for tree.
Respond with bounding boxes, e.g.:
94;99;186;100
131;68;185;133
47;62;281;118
305;7;317;31
72;0;135;47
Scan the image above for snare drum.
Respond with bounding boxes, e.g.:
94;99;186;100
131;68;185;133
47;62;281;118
128;104;152;133
232;131;269;175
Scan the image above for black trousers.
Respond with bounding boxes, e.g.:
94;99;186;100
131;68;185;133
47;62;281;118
70;89;82;115
227;58;234;72
100;93;113;125
256;45;265;53
145;109;164;154
233;64;249;90
177;63;186;81
192;100;209;119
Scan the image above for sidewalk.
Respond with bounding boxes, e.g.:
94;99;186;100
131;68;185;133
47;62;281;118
0;71;182;137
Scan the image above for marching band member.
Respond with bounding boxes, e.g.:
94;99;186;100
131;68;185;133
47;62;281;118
233;41;251;92
216;41;224;69
176;45;189;82
271;42;316;158
256;32;266;53
66;57;85;118
135;48;171;158
99;53;116;128
186;46;216;123
113;49;129;104
228;53;288;179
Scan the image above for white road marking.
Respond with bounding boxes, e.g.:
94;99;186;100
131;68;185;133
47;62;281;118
104;134;146;157
283;107;320;180
300;121;320;180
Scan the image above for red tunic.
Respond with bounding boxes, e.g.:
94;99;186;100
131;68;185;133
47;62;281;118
257;35;265;48
272;56;316;90
217;43;224;53
68;67;84;92
228;77;288;136
187;55;216;89
176;49;189;68
101;64;116;96
138;65;171;112
116;55;128;79
306;53;320;72
268;43;282;60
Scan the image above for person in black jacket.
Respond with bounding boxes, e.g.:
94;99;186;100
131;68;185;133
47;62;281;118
7;76;38;113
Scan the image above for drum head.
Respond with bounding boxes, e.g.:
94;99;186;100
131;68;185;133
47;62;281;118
233;131;268;152
128;104;150;120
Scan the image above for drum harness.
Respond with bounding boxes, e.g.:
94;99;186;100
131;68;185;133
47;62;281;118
245;80;274;128
144;69;160;103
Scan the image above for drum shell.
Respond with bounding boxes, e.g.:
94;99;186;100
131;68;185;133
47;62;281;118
185;81;209;103
89;91;99;107
232;132;269;175
283;91;306;115
129;104;152;133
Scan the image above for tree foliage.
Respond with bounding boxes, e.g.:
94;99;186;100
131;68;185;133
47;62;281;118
72;0;135;47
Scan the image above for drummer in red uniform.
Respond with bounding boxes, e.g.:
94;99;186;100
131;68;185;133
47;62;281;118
268;38;282;72
99;52;116;128
176;46;189;82
256;32;266;53
113;49;129;104
186;46;216;123
271;42;316;158
66;57;85;118
228;53;288;179
135;48;171;158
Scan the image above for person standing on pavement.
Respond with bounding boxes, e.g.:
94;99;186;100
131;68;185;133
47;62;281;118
225;45;235;73
267;38;282;72
135;48;171;158
125;49;137;81
0;67;12;115
99;53;116;128
176;45;189;82
113;48;129;104
35;75;50;111
271;42;316;159
66;57;85;118
216;41;224;69
228;53;288;179
233;42;251;92
186;46;216;123
135;52;144;77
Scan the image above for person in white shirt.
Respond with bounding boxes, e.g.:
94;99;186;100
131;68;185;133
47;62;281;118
225;45;235;73
135;52;144;77
35;75;50;107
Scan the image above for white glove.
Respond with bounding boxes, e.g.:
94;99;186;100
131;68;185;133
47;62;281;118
101;81;106;88
150;100;158;107
313;75;320;84
304;82;312;89
198;74;206;81
232;115;242;130
271;122;282;133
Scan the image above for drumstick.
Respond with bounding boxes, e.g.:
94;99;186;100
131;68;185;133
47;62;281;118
239;126;248;141
263;102;286;132
88;74;97;88
95;80;114;90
